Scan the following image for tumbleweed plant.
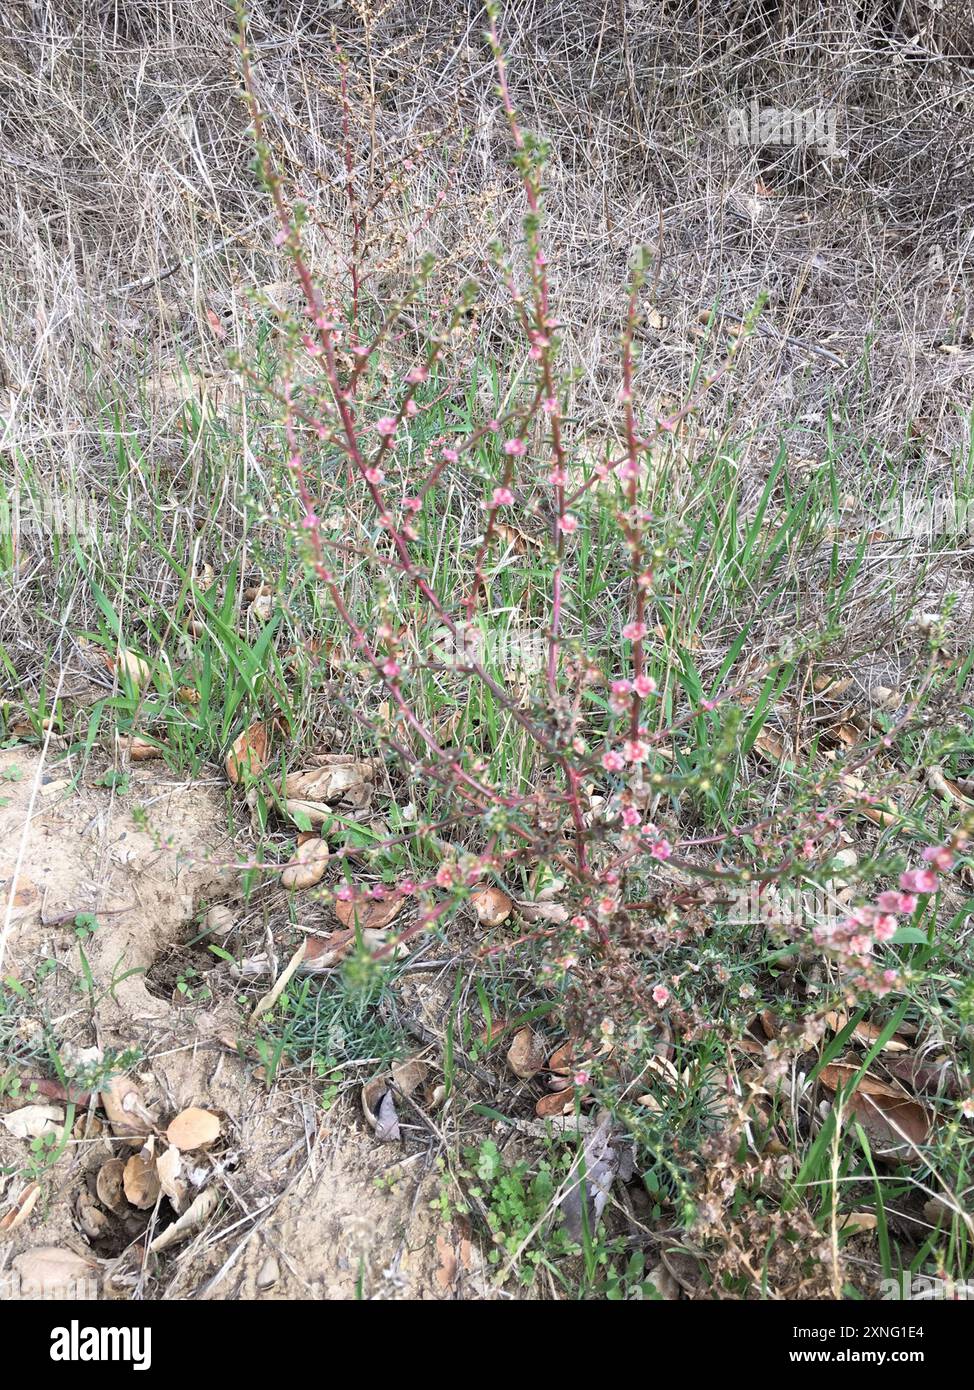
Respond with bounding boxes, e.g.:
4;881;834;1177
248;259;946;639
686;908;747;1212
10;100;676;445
231;3;972;1288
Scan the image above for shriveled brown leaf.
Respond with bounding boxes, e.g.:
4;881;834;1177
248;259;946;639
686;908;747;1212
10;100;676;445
536;1088;578;1118
516;897;569;925
469;883;513;926
109;648;152;688
95;1158;128;1214
148;1187;220;1253
0;1181;40;1233
225;720;270;784
284;757;376;809
99;1076;158;1141
820;1062;931;1152
825;1012;911;1052
2;1103;64;1140
123;1152;160;1210
334;892;403;931
166;1106;221;1152
117;735;164;761
927;765;974;808
391;1056;428;1098
506;1027;547;1080
281;837;330;890
156;1146;187;1213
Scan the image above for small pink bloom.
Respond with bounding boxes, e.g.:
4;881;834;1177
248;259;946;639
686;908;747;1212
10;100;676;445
633;675;657;697
364;466;385;484
301;508;320;530
403;496;422;513
381;659;400;679
922;845;954;871
650;838;672;861
873;915;898;941
611;679;632;697
375;416;397;438
559;513;578;533
491;486;515;506
652;985;670;1007
877;890;905;913
548;467;567;486
436;863;456;888
504;438;526;455
601;750;625;772
622;806;641;828
900;868;938;894
624;739;649;763
622;621;648;641
404;399;419;418
335;886;353;901
573;1070;590;1087
441;447;459;462
406;366;427;384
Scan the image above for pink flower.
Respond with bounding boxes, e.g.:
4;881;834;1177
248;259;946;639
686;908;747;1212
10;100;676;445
650;838;672;861
547;467;567;486
873;915;898;942
573;1070;590;1087
491;487;514;506
335;885;353;901
633;674;657;697
403;496;422;513
542;396;559;414
406;366;427;384
622;621;647;641
601;750;625;772
652;985;670;1007
611;679;632;697
624;739;649;763
364;466;385;484
504;438;526;455
375;416;397;438
381;659;400;679
441;447;459;462
301;508;320;530
622;806;641;828
559;513;578;533
900;868;938;895
405;399;419;418
436;863;456;888
922;845;954;871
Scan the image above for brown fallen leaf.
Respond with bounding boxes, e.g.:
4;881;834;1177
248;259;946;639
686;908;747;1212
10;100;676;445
117;735;165;761
284;757;377;811
108;648;152;688
825;1012;911;1052
836;771;899;827
96;1158;128;1214
391;1056;428;1098
334;892;403;931
99;1076;158;1142
2;1103;64;1140
148;1186;220;1253
166;1106;221;1152
469;883;513;926
819;1062;931;1152
752;728;790;764
536;1088;579;1118
927;765;974;808
281;837;330;890
123;1152;161;1210
156;1146;188;1213
362;1075;400;1141
225;720;270;784
0;1181;40;1233
434;1233;458;1291
507;1027;547;1080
